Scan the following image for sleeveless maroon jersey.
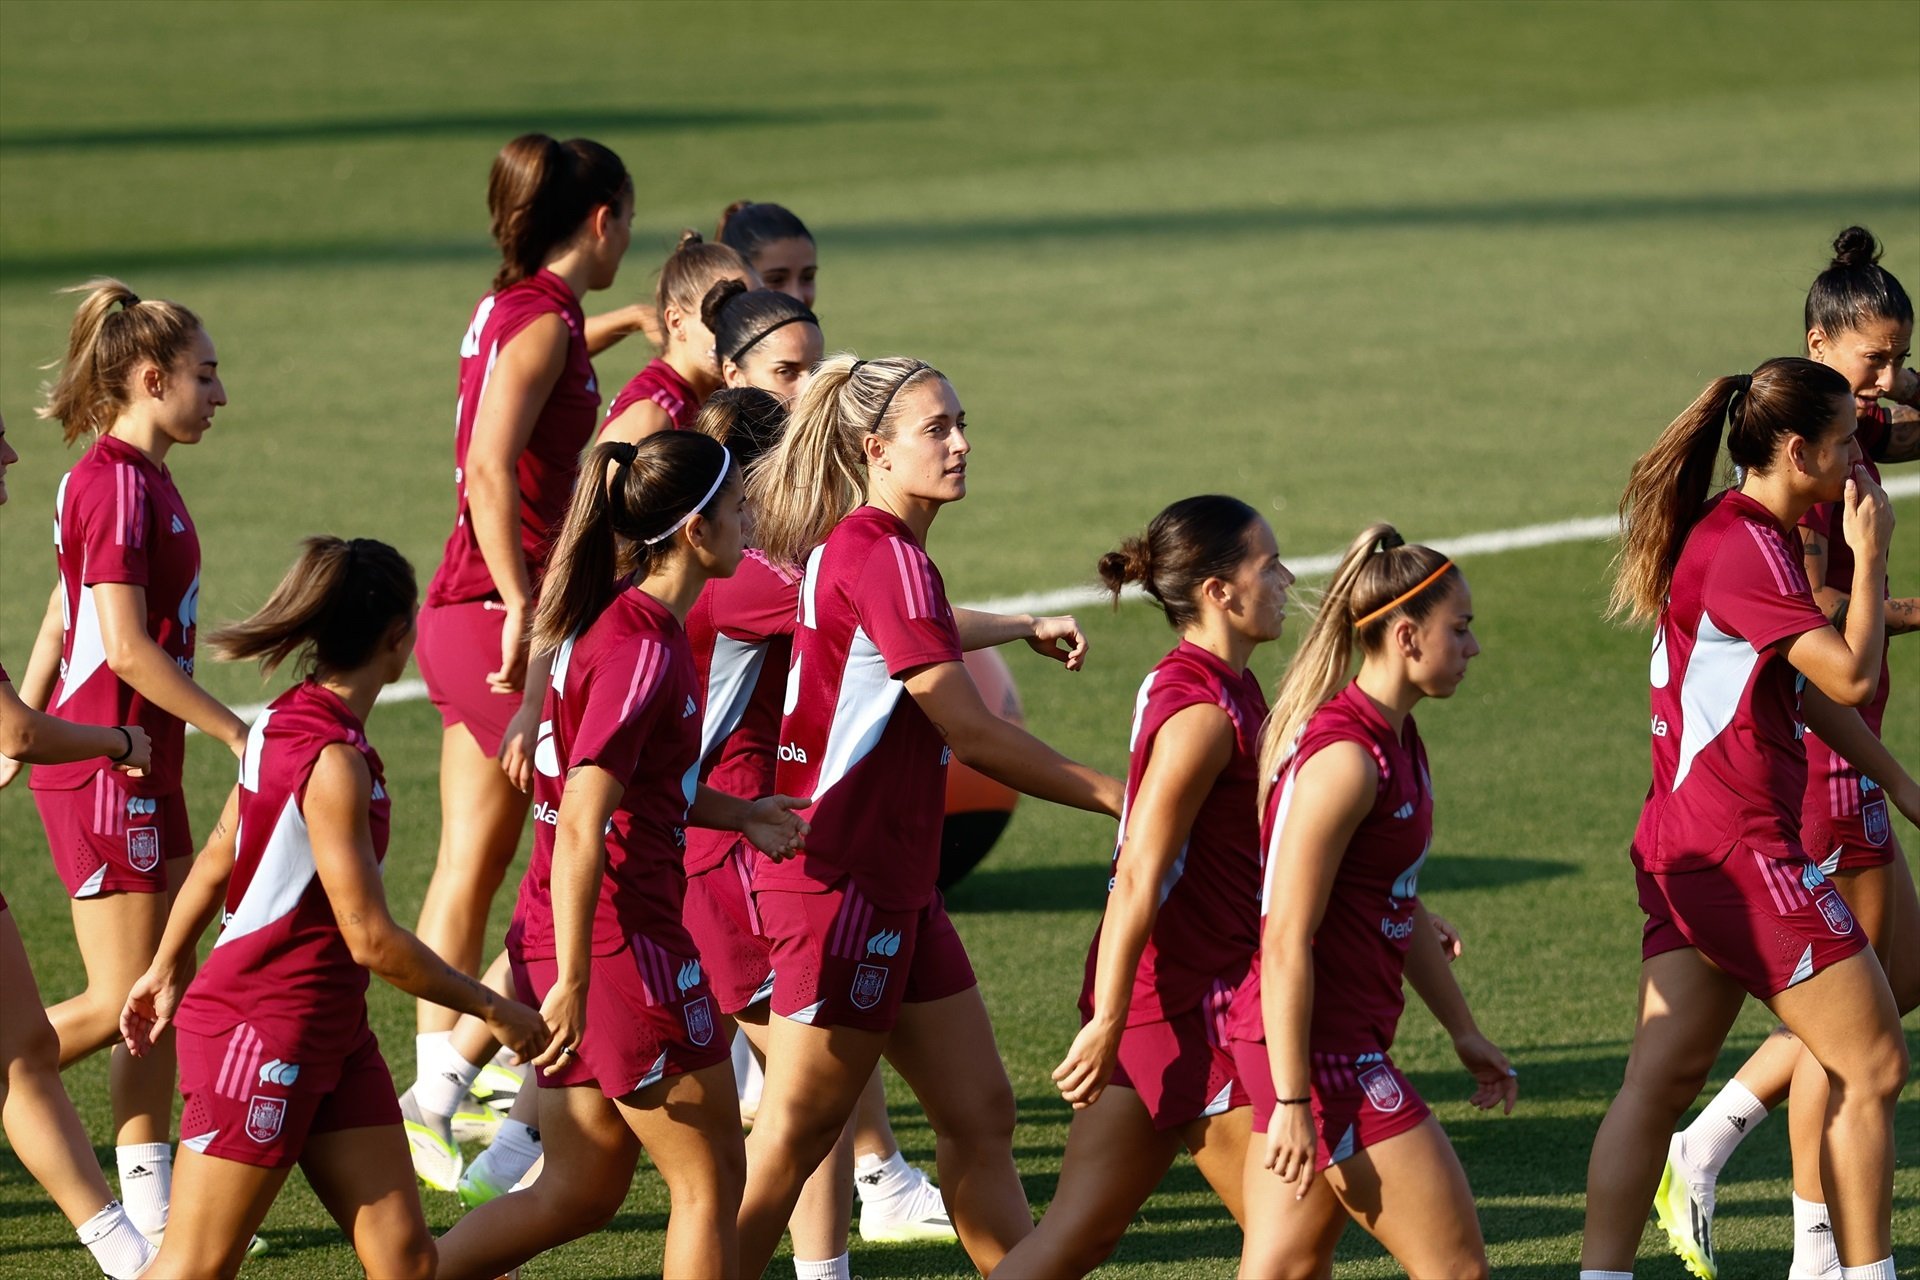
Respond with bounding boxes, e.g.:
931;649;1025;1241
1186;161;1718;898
1230;682;1433;1054
1081;641;1267;1023
428;269;600;607
512;588;704;959
760;507;963;911
173;682;390;1055
604;358;700;433
684;551;800;877
33;435;199;796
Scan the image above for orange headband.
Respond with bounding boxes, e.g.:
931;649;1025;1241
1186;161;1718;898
1352;560;1455;631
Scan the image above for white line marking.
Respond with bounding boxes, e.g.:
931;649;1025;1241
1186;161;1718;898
210;475;1920;724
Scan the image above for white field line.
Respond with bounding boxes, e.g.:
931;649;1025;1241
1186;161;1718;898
211;475;1920;725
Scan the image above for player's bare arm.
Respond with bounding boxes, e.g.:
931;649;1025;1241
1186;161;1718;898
1880;401;1920;463
120;785;242;1055
93;581;248;755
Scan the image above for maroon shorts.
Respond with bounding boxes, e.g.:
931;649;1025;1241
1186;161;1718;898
510;937;729;1100
1107;995;1249;1130
682;843;774;1016
755;878;976;1032
1233;1040;1431;1171
1639;847;1866;999
34;776;191;898
416;599;521;758
177;1021;399;1170
1803;770;1898;874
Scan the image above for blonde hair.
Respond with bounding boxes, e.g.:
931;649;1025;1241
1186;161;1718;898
654;230;751;340
745;352;944;567
1256;523;1456;806
37;279;202;445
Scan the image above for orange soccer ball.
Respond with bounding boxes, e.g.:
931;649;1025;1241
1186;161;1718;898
939;648;1024;889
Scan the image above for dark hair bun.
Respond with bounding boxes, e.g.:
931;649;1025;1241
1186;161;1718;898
700;277;749;333
1831;226;1881;271
675;228;704;252
1096;536;1153;598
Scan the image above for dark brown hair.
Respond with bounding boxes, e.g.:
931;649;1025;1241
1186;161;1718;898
38;279;203;445
1097;495;1263;630
533;432;734;653
488;133;631;293
655;230;751;333
208;537;416;677
1610;356;1851;623
714;200;813;263
1806;226;1912;339
693;386;787;472
700;279;820;367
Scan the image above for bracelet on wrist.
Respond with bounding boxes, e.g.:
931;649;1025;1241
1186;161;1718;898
1277;1096;1311;1107
109;727;133;763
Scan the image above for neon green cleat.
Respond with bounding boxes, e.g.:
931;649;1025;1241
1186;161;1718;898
1653;1134;1717;1280
400;1088;465;1192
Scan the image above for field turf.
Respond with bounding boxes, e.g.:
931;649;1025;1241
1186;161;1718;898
1;2;1916;1276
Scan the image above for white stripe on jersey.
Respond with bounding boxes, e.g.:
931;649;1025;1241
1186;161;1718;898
1673;611;1762;792
215;793;318;948
810;625;902;805
701;634;768;763
55;582;108;710
1259;765;1301;918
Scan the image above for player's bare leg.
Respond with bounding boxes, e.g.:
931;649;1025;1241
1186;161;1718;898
146;1149;292;1279
884;986;1031;1272
1767;948;1906;1269
737;1013;853;1265
992;1084;1182;1278
301;1123;435;1280
1582;947;1746;1274
1326;1116;1488;1278
1184;1105;1253;1225
614;1062;746;1278
1237;1134;1346;1280
413;724;530;1037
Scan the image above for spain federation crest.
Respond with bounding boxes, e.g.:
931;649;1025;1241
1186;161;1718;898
245;1094;287;1144
850;963;889;1011
1358;1064;1405;1114
1861;786;1890;848
683;995;714;1047
1815;890;1855;937
127;827;161;873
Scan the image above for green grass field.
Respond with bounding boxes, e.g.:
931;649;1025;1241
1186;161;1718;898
2;1;1917;1275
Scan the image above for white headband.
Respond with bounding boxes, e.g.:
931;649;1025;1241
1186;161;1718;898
640;446;734;546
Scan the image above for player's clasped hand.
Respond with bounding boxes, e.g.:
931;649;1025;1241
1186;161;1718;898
743;794;810;862
1455;1031;1520;1115
1263;1097;1319;1200
1051;1015;1122;1109
532;980;587;1073
484;994;551;1067
1025;613;1090;671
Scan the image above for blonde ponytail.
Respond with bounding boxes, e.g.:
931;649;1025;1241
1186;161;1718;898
37;279;202;445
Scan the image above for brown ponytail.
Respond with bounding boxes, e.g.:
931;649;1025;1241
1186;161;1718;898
533;432;734;654
654;230;752;342
488;133;631;293
37;279;203;445
1609;356;1851;624
1257;524;1456;806
208;537;416;678
1098;495;1262;630
746;352;943;568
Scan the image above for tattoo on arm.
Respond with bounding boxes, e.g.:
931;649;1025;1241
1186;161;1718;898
1887;598;1920;636
1884;405;1920;464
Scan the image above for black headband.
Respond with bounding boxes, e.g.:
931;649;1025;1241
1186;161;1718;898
728;313;814;364
870;361;930;432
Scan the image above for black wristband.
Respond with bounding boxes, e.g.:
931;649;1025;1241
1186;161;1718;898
1277;1096;1311;1106
1832;598;1849;633
109;727;133;763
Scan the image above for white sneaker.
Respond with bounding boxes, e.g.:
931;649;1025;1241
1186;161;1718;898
858;1163;956;1243
400;1087;465;1192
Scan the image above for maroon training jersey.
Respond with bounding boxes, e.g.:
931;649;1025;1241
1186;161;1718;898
173;682;390;1056
1081;641;1267;1024
1633;490;1830;874
604;358;699;434
761;507;964;911
32;434;200;796
512;588;703;959
684;551;800;877
428;269;600;607
1229;682;1433;1054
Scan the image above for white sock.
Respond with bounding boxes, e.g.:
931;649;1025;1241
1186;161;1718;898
115;1144;171;1240
853;1149;915;1204
1839;1262;1894;1280
1577;1272;1633;1279
415;1029;452;1082
793;1254;850;1280
1680;1079;1766;1177
1790;1195;1841;1279
470;1119;542;1187
732;1030;764;1110
413;1050;485;1119
77;1201;155;1280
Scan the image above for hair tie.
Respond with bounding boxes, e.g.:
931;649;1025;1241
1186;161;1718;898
607;441;639;468
642;446;734;546
1374;530;1406;553
849;359;868;377
1726;372;1753;426
1353;559;1455;631
730;313;813;364
870;361;928;433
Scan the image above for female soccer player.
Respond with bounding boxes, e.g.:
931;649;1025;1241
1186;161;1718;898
432;432;808;1280
410;132;631;1141
1581;358;1918;1280
1662;229;1920;1280
732;353;1123;1276
716;200;817;308
1;417;156;1280
117;537;548;1280
0;280;247;1243
995;495;1291;1278
600;231;755;442
704;279;825;405
1230;524;1515;1280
